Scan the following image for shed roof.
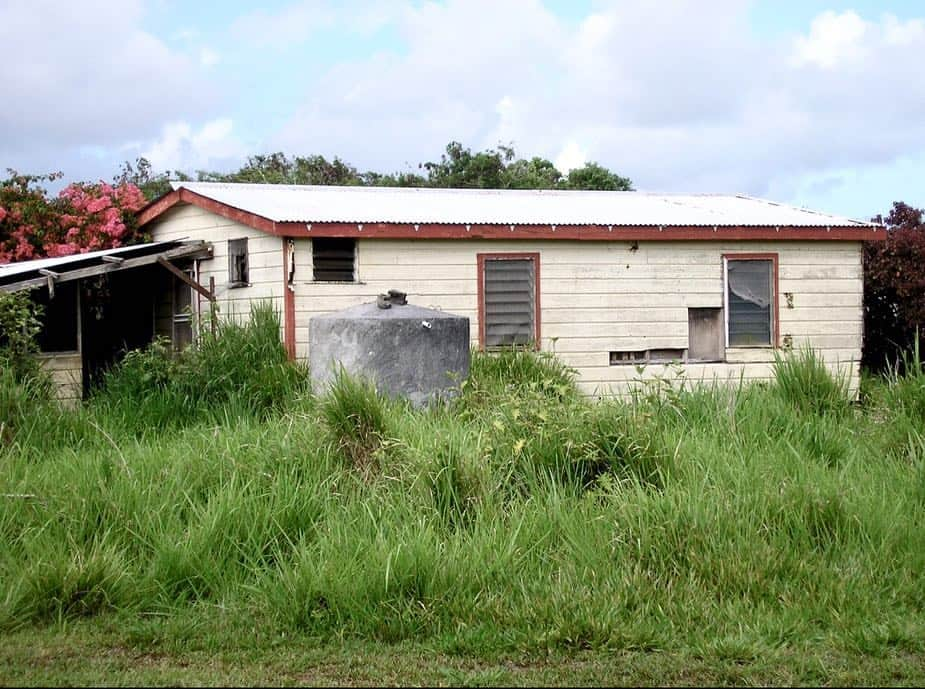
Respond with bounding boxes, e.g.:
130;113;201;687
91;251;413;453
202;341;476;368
0;240;212;292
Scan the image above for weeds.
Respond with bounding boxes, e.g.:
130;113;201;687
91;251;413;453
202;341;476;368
91;302;309;434
2;341;925;664
773;346;851;417
320;368;392;472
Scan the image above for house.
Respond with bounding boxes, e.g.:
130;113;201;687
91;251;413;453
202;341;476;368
0;240;212;401
136;182;882;396
0;183;842;398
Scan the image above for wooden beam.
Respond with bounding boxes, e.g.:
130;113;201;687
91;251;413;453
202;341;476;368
0;243;213;293
156;256;215;302
38;269;59;298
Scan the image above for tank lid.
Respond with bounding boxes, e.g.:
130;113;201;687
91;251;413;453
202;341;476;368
314;300;463;320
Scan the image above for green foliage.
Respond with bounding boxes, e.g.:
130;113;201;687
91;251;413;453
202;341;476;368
114;157;183;201
319;368;392;471
92;302;309;433
136;141;633;195
0;290;45;383
2;347;925;669
772;346;851;417
562;161;633;191
0;291;57;447
458;347;580;410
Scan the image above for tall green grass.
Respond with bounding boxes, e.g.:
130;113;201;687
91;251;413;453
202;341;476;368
2;343;925;660
91;302;309;434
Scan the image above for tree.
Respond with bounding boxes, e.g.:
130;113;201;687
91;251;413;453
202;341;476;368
115;157;182;201
562;162;633;191
163;141;633;193
863;201;925;372
0;170;147;263
197;152;365;187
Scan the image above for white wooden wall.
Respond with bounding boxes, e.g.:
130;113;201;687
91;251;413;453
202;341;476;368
291;238;863;396
38;353;82;404
148;205;284;329
149;204;863;397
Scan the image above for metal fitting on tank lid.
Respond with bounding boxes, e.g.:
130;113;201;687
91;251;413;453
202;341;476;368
376;294;392;309
388;289;407;305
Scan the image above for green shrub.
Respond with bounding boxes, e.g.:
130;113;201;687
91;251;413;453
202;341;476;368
92;302;309;432
458;347;579;413
0;290;46;384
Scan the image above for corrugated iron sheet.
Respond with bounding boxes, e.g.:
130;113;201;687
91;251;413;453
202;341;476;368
172;182;872;227
0;240;183;281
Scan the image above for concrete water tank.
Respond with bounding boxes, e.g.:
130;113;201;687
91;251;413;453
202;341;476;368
309;295;470;407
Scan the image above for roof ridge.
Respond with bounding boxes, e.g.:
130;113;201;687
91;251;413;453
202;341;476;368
733;193;871;225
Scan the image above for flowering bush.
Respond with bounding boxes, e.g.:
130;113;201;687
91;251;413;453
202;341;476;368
0;171;148;263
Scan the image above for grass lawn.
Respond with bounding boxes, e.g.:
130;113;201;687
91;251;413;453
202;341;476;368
5;622;925;686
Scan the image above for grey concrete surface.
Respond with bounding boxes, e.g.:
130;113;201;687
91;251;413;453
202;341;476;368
309;300;470;407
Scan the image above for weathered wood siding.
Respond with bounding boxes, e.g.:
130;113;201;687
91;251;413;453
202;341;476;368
146;202;863;395
291;238;863;395
148;204;284;331
38;353;82;403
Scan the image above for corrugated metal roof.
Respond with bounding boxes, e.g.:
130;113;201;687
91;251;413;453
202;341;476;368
171;182;872;227
0;241;182;280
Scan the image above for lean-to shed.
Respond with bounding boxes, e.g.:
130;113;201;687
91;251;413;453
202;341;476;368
137;183;882;396
0;240;212;401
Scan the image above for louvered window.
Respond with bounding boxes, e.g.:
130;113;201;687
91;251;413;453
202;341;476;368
725;257;775;347
481;255;538;348
313;238;356;282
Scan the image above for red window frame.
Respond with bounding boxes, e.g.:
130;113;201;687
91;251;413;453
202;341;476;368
477;252;541;351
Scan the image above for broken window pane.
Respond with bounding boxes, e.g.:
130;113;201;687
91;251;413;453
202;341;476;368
727;259;773;346
228;238;249;287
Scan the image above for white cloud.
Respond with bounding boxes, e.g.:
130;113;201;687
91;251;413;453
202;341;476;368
0;0;217;155
790;11;868;69
269;0;925;211
200;47;220;68
141;119;247;172
554;142;586;174
883;14;925;45
229;0;400;47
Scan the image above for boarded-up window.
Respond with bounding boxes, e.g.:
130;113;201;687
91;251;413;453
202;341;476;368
726;258;774;347
313;238;356;282
610;350;646;364
648;348;685;362
482;256;537;348
688;308;724;361
610;349;685;365
228;238;249;287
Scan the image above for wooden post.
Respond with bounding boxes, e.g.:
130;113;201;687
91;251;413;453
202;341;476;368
209;276;216;337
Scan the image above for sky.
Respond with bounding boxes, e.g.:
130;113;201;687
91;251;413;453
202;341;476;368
2;0;923;221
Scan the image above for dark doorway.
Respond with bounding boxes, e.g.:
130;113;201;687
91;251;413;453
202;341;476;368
80;265;159;394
